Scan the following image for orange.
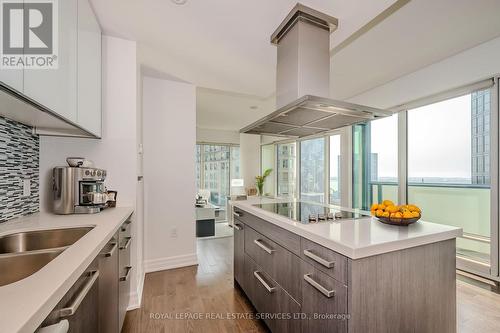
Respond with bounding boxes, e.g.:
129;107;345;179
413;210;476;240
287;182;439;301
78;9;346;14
402;211;413;219
371;203;379;211
382;200;394;207
381;211;390;218
386;205;399;213
375;209;384;217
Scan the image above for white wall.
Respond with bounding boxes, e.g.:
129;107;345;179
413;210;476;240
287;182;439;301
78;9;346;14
39;36;143;309
142;76;197;272
348;36;500;108
240;133;261;191
196;127;240;145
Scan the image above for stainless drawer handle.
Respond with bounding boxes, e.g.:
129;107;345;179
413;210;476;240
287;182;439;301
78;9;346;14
304;273;335;298
120;266;132;282
253;271;275;293
121;220;132;231
102;242;117;257
254;239;275;254
233;223;243;231
57;270;100;318
120;237;132;250
233;211;242;217
304;249;335;268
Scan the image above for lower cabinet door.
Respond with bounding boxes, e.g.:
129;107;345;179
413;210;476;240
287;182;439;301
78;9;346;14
233;219;245;288
119;220;132;332
301;261;348;333
39;259;99;333
98;232;119;333
244;254;301;333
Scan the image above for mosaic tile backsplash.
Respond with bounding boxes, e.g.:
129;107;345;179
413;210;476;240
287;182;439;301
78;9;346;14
0;117;39;222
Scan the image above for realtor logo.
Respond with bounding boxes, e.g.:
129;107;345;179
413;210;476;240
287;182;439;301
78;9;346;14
0;0;58;69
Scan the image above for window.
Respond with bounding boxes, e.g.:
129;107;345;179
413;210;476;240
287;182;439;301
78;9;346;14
196;144;239;209
261;144;275;196
407;89;491;264
277;143;296;197
370;115;398;204
300;138;325;203
329;135;341;205
352;114;398;210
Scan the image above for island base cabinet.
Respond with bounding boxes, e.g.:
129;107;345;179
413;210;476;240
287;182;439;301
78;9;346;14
301;261;348;333
244;254;301;333
233;219;245;288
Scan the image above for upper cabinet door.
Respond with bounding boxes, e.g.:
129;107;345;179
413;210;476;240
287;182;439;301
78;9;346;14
77;0;102;137
23;0;78;122
0;69;23;93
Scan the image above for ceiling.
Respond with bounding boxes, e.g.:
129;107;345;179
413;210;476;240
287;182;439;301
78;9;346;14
91;0;500;131
330;0;500;100
91;0;395;97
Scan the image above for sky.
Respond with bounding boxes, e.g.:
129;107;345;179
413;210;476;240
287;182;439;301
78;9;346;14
371;94;472;180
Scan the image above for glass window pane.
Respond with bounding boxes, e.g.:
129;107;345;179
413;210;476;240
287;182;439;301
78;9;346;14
329;135;341;205
370;115;398;204
230;146;240;180
300;138;325;203
407;89;491;264
277;143;297;198
261;144;275;196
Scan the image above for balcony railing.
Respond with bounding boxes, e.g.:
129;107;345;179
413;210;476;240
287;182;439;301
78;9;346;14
370;181;491;264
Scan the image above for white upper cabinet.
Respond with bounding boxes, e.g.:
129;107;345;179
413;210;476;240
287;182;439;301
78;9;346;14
0;69;23;93
77;0;102;137
23;0;78;123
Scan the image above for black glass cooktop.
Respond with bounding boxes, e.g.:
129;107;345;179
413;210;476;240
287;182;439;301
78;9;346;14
253;202;367;224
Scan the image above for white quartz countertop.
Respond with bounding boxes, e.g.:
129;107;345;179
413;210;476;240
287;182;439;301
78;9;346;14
0;207;134;333
232;197;462;259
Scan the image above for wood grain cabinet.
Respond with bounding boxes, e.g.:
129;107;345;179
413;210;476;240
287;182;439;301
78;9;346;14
119;219;133;332
39;259;100;333
233;218;245;288
98;231;119;333
301;261;348;333
244;254;301;333
234;209;457;333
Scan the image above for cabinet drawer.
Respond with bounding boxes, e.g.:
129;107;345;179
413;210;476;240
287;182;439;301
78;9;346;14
244;254;301;333
245;226;301;303
234;209;300;255
233;220;245;288
120;218;132;238
300;237;348;284
301;261;348;333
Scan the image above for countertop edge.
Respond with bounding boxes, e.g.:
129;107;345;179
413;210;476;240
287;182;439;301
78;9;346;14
0;207;134;333
232;201;462;259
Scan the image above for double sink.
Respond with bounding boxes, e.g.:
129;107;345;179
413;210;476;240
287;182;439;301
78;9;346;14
0;227;94;287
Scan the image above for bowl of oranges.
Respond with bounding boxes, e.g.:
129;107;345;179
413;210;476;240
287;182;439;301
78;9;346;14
371;200;421;226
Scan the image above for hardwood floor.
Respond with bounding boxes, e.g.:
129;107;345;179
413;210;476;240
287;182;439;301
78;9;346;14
122;237;268;333
123;236;500;333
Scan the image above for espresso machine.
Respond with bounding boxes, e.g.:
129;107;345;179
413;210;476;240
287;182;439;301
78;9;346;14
52;166;108;214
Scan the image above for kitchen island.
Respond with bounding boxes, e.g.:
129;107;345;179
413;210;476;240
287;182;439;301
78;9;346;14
231;197;462;333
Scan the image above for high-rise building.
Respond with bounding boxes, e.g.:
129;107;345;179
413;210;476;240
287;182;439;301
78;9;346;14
471;90;491;185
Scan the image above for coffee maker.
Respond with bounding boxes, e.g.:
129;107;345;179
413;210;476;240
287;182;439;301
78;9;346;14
52;166;108;214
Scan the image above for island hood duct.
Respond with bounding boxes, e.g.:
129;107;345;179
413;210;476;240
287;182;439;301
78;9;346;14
240;3;393;138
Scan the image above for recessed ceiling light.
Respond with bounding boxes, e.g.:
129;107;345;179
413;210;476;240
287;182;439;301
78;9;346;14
171;0;187;5
250;105;258;110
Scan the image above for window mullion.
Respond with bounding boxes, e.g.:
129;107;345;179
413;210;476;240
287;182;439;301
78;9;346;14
398;111;408;205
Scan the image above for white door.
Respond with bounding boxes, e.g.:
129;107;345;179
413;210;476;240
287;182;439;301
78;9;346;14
77;0;101;136
23;0;78;122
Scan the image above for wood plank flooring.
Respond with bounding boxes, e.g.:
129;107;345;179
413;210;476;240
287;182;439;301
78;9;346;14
123;236;500;333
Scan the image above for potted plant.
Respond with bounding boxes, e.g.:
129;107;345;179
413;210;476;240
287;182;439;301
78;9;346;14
256;168;272;196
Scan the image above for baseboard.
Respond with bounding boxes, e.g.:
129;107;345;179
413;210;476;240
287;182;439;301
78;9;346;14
127;269;145;311
144;253;198;273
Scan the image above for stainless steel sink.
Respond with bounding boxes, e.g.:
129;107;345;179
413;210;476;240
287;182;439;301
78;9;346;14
0;226;94;254
0;249;64;286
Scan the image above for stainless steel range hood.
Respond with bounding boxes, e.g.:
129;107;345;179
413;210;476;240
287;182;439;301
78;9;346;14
240;3;392;138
